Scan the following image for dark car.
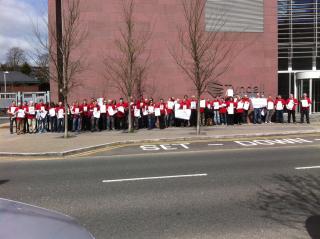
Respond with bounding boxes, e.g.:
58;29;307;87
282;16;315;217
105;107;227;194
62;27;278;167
0;198;95;239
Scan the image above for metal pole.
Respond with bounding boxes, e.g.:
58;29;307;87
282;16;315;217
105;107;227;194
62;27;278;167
3;73;6;93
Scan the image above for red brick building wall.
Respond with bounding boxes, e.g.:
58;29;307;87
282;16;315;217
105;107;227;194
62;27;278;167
49;0;278;102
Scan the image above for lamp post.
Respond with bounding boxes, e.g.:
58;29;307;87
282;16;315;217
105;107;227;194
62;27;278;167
3;71;9;93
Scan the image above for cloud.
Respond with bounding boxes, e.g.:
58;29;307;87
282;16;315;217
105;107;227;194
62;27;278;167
0;0;48;64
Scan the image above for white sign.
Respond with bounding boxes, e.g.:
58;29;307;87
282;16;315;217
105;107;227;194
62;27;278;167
251;98;267;109
243;102;250;110
167;101;174;110
148;106;155;114
118;106;125;113
175;109;191;120
155;108;161;116
301;100;309;107
267;102;274;110
57;109;64;119
17;109;25;118
200;100;206;108
227;103;234;114
226;88;234;97
83;106;88;112
191;101;197;109
93;110;100;118
276;102;284;110
29;107;35;115
49;108;56;117
287;101;294;110
100;105;107;113
108;107;116;116
237;102;244;110
214;102;220;110
134;109;141;117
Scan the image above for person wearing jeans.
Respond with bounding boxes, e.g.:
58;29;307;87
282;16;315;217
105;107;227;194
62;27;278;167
275;95;285;123
26;101;37;133
7;101;17;134
266;96;274;123
300;93;312;124
286;94;298;123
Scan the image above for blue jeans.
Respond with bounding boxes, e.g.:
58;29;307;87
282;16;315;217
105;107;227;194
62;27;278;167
37;118;46;133
220;113;226;125
57;118;64;132
254;108;262;124
72;117;81;131
276;110;284;123
148;114;155;129
213;110;220;125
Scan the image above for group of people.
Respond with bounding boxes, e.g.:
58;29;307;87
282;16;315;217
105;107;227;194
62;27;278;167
7;92;312;135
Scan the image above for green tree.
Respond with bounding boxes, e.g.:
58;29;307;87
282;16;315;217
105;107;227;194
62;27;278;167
20;62;32;75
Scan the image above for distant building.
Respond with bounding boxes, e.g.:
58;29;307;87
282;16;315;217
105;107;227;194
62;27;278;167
0;71;40;93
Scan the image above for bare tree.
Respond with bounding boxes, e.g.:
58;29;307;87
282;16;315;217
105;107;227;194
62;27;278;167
104;0;151;132
6;47;27;70
170;0;240;135
34;0;87;138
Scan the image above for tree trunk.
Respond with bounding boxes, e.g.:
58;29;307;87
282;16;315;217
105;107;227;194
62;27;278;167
196;94;201;135
64;96;68;138
128;98;133;133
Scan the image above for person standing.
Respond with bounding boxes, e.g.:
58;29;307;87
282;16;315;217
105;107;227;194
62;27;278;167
235;96;244;125
189;96;197;127
15;102;25;135
286;93;298;123
7;100;17;134
300;93;312;124
242;95;250;124
274;95;286;123
226;97;235;126
157;99;166;129
71;101;82;132
252;93;262;124
90;100;100;132
99;99;107;131
116;98;126;130
26;101;37;133
147;99;156;130
36;99;47;133
22;101;29;133
107;99;116;130
81;99;90;131
56;102;65;133
212;97;221;125
219;99;227;125
266;96;274;123
48;102;57;132
165;97;174;128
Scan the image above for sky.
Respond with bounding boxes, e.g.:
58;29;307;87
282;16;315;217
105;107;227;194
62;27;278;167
0;0;48;64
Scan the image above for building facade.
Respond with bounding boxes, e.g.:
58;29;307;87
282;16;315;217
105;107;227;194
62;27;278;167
278;0;320;112
49;0;278;102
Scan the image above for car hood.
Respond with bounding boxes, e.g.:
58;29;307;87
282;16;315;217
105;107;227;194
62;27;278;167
0;198;94;239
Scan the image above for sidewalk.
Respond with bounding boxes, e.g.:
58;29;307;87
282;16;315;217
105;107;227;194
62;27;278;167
0;123;319;157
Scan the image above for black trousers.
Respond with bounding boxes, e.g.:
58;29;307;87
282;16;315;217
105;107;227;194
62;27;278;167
301;109;310;123
159;115;165;129
287;110;296;123
227;114;234;125
9;118;16;134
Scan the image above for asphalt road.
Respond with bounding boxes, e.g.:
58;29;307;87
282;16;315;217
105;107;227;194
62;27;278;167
0;144;320;239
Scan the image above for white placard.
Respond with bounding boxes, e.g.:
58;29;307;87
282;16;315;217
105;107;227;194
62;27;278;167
97;98;104;107
160;105;164;110
237;102;244;110
175;109;191;120
227;103;234;114
40;111;47;119
226;89;234;97
75;108;80;114
118;106;125;113
190;101;197;109
214;102;220;110
10;107;16;114
58;109;64;119
49;108;56;117
287;101;294;110
100;105;107;113
183;105;187;110
167;101;174;110
93;111;100;118
83;106;88;112
243;102;250;110
134;109;141;117
301;100;309;107
175;103;180;110
148;106;155;114
40;106;45;111
108;107;116;116
276;102;284;110
207;104;211;109
155;108;161;116
29;107;35;115
200;100;206;108
17;109;25;118
267;102;274;110
252;98;267;109
143;110;148;116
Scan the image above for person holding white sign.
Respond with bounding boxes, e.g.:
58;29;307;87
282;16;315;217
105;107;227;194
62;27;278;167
166;97;175;128
235;96;244;125
189;96;197;127
106;99;117;130
48;102;57;132
147;99;156;130
7;100;17;134
274;95;286;123
15;102;25;135
226;97;235;125
56;102;65;133
286;93;298;123
219;98;227;125
35;99;47;133
90;100;100;132
80;99;90;131
71;101;82;132
116;98;127;130
242;95;250;124
99;100;108;130
212;97;221;125
300;93;312;124
265;96;274;123
26;101;37;133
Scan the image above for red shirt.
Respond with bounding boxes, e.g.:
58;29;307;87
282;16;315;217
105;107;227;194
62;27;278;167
301;97;312;110
116;103;126;118
16;106;25;120
274;99;286;110
180;100;191;110
156;103;166;115
235;101;244;113
219;102;227;114
26;106;36;119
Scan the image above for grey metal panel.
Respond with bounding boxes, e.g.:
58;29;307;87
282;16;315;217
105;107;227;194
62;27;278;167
205;0;264;32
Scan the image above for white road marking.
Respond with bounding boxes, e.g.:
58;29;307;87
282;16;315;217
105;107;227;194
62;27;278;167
208;144;224;146
295;166;320;170
102;173;208;183
315;139;320;141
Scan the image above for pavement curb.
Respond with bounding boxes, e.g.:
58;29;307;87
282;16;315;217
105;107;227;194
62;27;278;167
0;129;319;157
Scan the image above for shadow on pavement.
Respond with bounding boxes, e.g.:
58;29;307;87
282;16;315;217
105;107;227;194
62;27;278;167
0;180;9;185
252;174;320;238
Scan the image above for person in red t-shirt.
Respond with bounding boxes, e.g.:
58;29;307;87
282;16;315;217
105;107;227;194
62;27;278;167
300;93;312;124
235;96;244;125
15;102;25;135
56;101;65;133
286;93;298;123
156;98;166;129
26;101;37;133
7;100;17;134
71;101;82;132
36;99;47;133
133;99;141;130
274;95;286;123
226;97;235;125
90;100;100;132
107;99;116;130
189;96;197;127
81;99;90;131
166;97;174;128
116;98;127;130
219;98;227;125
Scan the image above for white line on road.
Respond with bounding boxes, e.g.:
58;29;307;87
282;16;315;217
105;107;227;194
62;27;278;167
208;144;224;146
315;139;320;141
295;166;320;170
102;173;208;183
